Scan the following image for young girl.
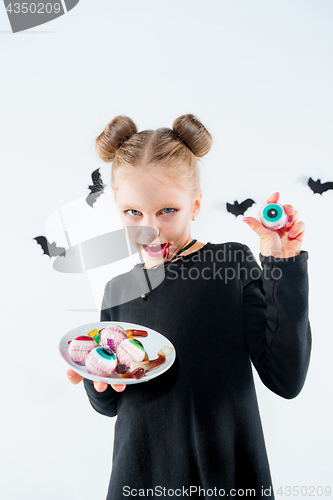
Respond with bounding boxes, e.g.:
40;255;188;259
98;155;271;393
67;114;311;500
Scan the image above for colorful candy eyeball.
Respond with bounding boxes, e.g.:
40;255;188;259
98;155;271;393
68;336;98;365
86;328;101;345
258;203;289;230
116;338;147;368
100;325;127;352
85;346;117;377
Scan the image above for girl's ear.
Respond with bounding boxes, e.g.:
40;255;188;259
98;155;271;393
192;190;202;217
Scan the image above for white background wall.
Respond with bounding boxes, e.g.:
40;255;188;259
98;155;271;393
1;1;332;499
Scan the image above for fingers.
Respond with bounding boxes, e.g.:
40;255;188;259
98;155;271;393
279;205;305;238
111;384;126;392
67;369;127;393
244;195;305;244
267;192;280;204
93;382;126;392
287;221;306;238
242;216;269;238
93;381;109;392
67;369;83;385
284;207;299;226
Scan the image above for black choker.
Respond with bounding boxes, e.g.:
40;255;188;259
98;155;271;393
140;239;197;300
169;238;198;262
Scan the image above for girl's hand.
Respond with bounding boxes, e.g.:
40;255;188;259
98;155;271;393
66;369;126;392
242;192;305;258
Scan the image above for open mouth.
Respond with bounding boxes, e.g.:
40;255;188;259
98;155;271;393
142;242;169;257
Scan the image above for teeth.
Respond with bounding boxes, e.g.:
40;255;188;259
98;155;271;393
143;243;167;249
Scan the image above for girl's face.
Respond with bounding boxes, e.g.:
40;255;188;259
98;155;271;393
115;172;202;268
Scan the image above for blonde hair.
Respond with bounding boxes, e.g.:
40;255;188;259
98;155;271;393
95;114;213;200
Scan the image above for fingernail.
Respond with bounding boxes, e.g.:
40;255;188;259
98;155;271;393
243;219;250;224
289;232;294;237
67;371;74;378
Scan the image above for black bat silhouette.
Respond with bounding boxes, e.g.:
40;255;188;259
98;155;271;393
86;168;105;207
308;177;333;195
34;236;66;258
226;198;256;217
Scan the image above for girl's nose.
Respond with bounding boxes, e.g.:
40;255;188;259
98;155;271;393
136;224;160;244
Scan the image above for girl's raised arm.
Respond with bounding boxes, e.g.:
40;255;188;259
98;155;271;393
242;245;311;399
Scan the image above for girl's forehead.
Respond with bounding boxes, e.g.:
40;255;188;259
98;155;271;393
115;177;190;209
118;171;185;193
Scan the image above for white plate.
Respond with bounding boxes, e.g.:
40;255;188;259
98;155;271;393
59;321;176;385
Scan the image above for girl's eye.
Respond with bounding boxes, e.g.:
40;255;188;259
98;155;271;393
125;208;177;217
126;209;142;217
161;208;177;215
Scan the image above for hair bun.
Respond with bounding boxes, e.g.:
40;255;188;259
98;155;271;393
172;114;212;158
95;116;138;162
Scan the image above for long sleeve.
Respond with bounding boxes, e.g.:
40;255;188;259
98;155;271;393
242;245;312;399
83;280;120;417
83;378;120;417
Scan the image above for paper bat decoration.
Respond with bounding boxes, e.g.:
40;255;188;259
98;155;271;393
226;198;256;217
308;177;333;195
86;168;105;207
33;236;66;258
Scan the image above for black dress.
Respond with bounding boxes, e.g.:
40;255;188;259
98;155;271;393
83;242;311;500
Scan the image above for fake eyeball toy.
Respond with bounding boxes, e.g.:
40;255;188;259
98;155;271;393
258;203;289;230
116;338;148;368
85;347;117;377
68;336;98;365
100;325;127;352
